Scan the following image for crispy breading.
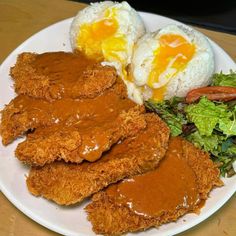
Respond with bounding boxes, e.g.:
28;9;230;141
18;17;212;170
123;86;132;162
85;137;223;235
0;95;50;145
10;52;117;100
0;79;129;145
15;106;146;166
18;126;82;165
70;63;118;99
26;114;170;205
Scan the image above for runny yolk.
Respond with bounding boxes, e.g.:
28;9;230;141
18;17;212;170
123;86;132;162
77;18;118;60
148;34;195;101
152;86;167;101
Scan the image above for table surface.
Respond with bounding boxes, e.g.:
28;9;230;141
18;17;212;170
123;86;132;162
0;0;235;235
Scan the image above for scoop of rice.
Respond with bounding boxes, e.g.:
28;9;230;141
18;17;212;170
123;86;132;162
131;24;215;102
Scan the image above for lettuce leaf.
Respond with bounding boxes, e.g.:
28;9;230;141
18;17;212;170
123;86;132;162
211;70;236;87
219;107;236;136
186;131;236;176
185;97;231;136
145;98;186;136
187;131;220;153
224;144;236;155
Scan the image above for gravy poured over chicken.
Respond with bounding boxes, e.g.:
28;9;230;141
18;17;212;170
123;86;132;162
86;137;222;235
106;137;200;217
1;52;146;165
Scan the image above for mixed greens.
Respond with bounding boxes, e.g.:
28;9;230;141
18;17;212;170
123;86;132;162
212;70;236;87
145;71;236;177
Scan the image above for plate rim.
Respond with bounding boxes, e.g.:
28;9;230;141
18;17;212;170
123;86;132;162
0;11;235;236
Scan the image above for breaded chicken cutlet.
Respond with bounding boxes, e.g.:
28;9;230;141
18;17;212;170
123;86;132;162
0;49;224;236
10;52;117;101
85;137;222;235
15;105;146;166
1;51;150;165
26;114;170;205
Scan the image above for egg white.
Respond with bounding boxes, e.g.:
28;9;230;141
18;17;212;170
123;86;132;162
101;60;143;105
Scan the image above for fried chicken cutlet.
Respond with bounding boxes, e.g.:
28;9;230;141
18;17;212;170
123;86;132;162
85;137;223;235
0;78;129;145
1;62;148;165
16;106;146;166
10;52;117;100
26;114;169;205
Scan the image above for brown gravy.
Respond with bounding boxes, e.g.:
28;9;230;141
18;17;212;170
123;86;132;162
15;88;133;128
16;91;134;161
106;137;200;217
32;52;96;97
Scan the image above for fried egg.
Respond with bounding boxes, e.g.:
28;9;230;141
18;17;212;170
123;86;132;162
70;1;146;68
131;24;215;102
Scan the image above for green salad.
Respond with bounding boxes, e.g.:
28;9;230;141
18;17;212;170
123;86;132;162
145;71;236;177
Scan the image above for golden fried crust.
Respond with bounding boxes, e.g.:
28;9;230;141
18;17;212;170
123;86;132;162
26;114;170;205
181;138;223;199
0;98;41;145
70;63;118;99
0;96;52;145
85;137;222;235
16;106;146;166
15;127;83;166
10;52;118;100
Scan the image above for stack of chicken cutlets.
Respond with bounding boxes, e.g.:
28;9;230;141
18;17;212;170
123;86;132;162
0;51;222;235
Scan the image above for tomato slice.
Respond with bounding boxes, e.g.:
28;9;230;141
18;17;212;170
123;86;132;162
186;86;236;103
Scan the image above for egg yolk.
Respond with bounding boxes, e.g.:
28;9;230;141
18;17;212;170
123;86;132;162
148;34;195;101
77;18;118;59
76;9;127;63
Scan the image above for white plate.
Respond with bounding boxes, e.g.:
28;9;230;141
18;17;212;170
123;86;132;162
0;12;236;236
